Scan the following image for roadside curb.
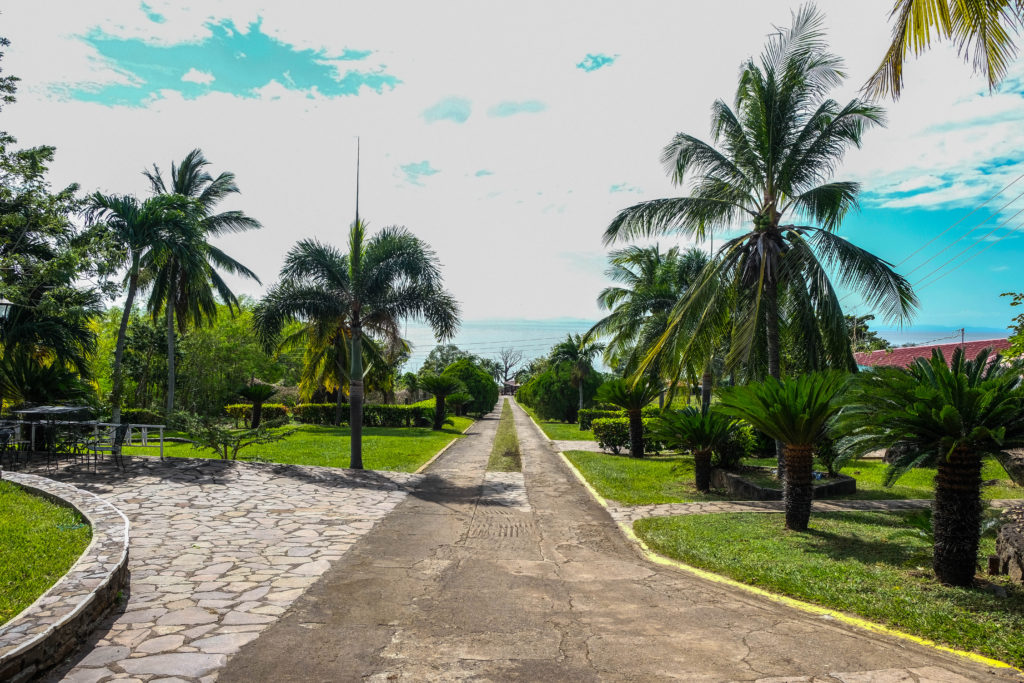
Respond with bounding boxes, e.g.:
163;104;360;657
522;404;1023;675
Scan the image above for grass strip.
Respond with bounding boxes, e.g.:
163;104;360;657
487;399;521;472
635;511;1024;668
1;480;92;625
122;418;474;472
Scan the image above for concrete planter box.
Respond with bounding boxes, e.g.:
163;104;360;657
711;466;856;500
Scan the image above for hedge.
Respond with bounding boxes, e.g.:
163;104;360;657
578;405;662;430
292;403;434;427
591;416;665;455
224;403;289;427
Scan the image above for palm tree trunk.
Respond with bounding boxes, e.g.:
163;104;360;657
432;396;446;431
932;448;983;586
251;400;264;430
764;279;785;477
694;448;713;492
700;366;712;415
782;444;814;531
112;256;139;425
628;409;644;458
335;385;344;426
349;322;364;470
578;381;584;412
165;289;176;417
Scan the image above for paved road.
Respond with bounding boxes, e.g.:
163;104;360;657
219;399;1016;682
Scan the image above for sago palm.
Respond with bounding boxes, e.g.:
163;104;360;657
550;333;605;411
836;347;1024;586
719;371;848;531
596;376;663;458
420;373;464;431
651;407;737;492
237;381;277;429
604;5;916;385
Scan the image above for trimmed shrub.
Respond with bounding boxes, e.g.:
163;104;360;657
442;359;499;416
292;402;435;428
224;403;289;427
592;417;664;455
121;408;164;425
293;403;341;425
517;363;601;423
578;409;623;430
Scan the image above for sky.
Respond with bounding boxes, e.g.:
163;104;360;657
3;0;1023;343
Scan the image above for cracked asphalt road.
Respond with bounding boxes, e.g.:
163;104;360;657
218;399;1019;682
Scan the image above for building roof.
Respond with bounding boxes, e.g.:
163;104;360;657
853;338;1011;368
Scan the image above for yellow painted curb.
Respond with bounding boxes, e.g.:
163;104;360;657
554;450;1022;675
414;420;476;474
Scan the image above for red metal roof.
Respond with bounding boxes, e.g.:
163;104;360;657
854;338;1011;368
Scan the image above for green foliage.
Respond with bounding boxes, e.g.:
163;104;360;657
578;409;625;430
180;413;296;461
446;391;473;416
596;376;663;412
291;402;433;428
238;382;277;404
1004;292;1024;358
223;403;288;428
650;408;736;458
442;358;498;416
718;372;848;446
517;362;601;423
487;399;521;472
293;403;337;425
846;314;890;353
419;344;477;376
591;417;664;455
121;408;163;425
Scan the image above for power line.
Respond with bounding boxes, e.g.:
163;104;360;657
916;221;1024;292
911;206;1024;287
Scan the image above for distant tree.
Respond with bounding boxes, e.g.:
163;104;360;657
846;314;891;353
496;348;524;383
1005;292;1024;358
550;333;605;411
419;344;475;376
400;371;420;402
443;358;499;416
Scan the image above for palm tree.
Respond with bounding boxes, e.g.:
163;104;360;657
143;149;262;415
254;222;459;467
604;5;916;387
595;376;663;458
651;408;737;492
551;333;605;412
84;192;190;423
420;373;464;431
836;347;1024;586
867;0;1024;99
401;371;420;403
719;372;847;531
238;381;277;429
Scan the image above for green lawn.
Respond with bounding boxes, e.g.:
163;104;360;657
123;418;474;472
565;450;1023;505
1;481;92;625
487;399;521;472
521;404;595;441
636;511;1024;668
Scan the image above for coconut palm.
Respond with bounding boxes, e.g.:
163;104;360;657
596;376;663;458
604;5;916;387
420;373;464;431
550;333;605;411
719;372;847;531
143;149;262;415
84;192;191;423
836;347;1024;586
651;408;737;492
867;0;1024;99
254;222;459;467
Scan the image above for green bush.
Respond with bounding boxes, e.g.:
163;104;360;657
291;402;435;427
225;404;250;427
578;409;623;430
442;359;499;416
592;417;664;455
121;408;164;425
293;403;340;425
517;363;601;423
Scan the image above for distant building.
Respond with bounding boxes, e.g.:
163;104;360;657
502;381;520;396
853;338;1011;369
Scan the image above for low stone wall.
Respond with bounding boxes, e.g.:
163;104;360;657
710;467;857;500
0;472;130;683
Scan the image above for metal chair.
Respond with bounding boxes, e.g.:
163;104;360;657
86;423;131;472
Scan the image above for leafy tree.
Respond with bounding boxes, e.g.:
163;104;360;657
867;0;1024;99
419;344;476;376
651;408;737;491
719;372;848;531
1004;291;1024;358
255;222;459;468
142;149;262;415
846;314;891;353
400;371;420;402
442;358;499;416
517;361;601;423
604;5;916;388
420;373;464;430
836;347;1024;586
180;412;296;461
595;376;663;458
550;333;606;411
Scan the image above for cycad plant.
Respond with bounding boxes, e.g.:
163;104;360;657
719;372;848;530
836;348;1024;586
651;408;737;492
238;381;277;429
420;374;464;431
596;376;663;458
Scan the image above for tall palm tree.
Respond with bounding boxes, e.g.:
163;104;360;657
254;222;459;468
719;371;847;531
143;149;262;415
550;333;605;411
867;0;1024;99
837;347;1024;586
84;192;190;423
604;5;917;387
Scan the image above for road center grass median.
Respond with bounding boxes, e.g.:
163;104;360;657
1;480;92;625
635;510;1024;668
123;417;474;472
487;399;521;472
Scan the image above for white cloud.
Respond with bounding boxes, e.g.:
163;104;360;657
181;67;215;85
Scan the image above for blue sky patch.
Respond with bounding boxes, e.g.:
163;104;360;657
474;169;494;177
576;53;617;72
610;183;641;193
422;96;472;123
69;17;397;106
488;100;546;117
401;160;440;186
140;2;166;24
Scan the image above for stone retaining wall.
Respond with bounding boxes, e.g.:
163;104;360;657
0;472;130;683
710;467;857;500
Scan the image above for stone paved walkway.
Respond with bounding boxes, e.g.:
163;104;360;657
480;471;531;511
40;458;422;682
608;497;1024;525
